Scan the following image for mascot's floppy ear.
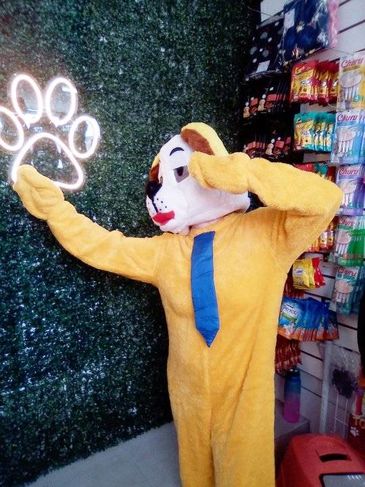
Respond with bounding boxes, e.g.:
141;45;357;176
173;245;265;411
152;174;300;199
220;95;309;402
181;122;250;196
180;122;229;156
149;154;160;182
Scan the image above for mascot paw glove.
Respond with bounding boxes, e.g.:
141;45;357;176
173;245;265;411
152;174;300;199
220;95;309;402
189;151;249;194
13;165;64;221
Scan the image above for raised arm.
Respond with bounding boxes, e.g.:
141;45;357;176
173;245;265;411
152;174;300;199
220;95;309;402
13;165;163;285
189;152;343;271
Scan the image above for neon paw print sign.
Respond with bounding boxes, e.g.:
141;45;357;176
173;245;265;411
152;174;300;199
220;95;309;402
0;74;100;190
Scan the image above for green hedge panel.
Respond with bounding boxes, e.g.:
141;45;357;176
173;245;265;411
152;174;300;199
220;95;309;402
0;1;257;485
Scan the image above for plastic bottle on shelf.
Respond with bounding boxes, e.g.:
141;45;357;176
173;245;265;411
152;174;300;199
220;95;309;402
283;367;301;423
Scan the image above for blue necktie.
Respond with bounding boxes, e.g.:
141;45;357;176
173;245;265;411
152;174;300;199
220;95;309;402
191;231;220;347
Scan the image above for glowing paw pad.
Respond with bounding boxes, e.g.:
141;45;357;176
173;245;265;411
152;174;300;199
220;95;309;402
0;74;100;190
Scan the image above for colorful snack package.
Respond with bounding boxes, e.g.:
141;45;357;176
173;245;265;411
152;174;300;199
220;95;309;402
294;113;309;150
328;61;339;104
290;61;318;103
323;113;336;152
301;298;326;342
292;259;312;289
278;297;306;340
243;101;250;119
337;54;365;111
335;265;364;315
324;310;339;340
331;110;364;164
333;216;355;261
312;257;325;287
318;61;330;105
279;297;337;342
336;164;365;215
249;95;259;116
333;266;360;307
294;113;335;152
313;299;329;341
333;216;365;266
275;335;301;373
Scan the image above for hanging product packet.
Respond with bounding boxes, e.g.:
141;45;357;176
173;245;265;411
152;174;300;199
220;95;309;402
279;297;336;341
290;60;339;105
331;110;365;165
279;297;306;339
336;164;365;215
294;112;334;151
317;61;330;105
290;61;318;103
282;0;338;65
275;335;302;373
334;266;364;315
332;216;365;266
333;265;360;307
325;310;339;340
312;257;325;287
292;258;325;289
337;53;365;111
328;61;339;104
244;14;284;78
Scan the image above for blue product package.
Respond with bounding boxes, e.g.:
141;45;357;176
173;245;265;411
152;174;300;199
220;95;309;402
302;298;323;341
331;110;364;165
278;297;306;339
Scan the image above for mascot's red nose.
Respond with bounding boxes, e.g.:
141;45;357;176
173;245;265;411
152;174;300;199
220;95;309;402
153;211;175;225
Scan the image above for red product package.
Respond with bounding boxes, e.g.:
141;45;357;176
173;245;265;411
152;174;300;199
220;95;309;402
317;61;330;105
328;61;339;104
312;257;325;287
290;61;318;103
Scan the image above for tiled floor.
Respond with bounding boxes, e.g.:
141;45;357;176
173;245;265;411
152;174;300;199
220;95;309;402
29;423;181;487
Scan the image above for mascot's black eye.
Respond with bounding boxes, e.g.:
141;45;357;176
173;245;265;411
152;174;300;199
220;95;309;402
174;166;189;183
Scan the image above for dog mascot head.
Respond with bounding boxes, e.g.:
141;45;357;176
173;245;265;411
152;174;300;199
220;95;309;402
145;123;250;235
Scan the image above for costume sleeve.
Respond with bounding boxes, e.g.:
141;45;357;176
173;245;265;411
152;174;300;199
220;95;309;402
47;201;163;285
13;165;162;285
189;152;343;272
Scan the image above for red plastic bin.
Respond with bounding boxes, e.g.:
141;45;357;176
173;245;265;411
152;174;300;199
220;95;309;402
277;434;365;487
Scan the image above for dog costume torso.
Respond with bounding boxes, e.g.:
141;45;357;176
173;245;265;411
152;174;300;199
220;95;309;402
14;124;342;487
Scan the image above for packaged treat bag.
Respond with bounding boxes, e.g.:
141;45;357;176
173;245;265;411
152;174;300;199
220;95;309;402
333;266;360;306
279;297;336;341
334;266;364;315
333;216;365;267
290;61;318;103
244;14;284;77
294;112;334;151
336;164;365;215
331;110;364;165
290;60;339;104
337;54;365;111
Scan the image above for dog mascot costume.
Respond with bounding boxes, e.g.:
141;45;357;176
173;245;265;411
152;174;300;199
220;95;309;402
14;123;342;487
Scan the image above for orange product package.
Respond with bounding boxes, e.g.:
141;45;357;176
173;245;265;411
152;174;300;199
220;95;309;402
290;61;318;103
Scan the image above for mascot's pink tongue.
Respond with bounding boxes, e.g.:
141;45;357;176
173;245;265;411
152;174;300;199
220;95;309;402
153;211;175;225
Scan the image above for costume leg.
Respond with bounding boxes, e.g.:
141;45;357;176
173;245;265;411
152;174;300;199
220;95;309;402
169;390;215;487
211;384;275;487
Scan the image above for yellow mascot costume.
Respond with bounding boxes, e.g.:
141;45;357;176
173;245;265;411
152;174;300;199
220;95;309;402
14;123;342;487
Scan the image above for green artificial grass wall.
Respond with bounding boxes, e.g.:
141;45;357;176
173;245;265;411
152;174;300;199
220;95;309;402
0;1;258;485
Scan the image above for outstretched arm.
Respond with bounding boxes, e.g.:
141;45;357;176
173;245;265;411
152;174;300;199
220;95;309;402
13;165;163;285
189;152;343;272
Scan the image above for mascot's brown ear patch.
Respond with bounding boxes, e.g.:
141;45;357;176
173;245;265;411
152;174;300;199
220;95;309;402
181;129;214;155
149;163;159;182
